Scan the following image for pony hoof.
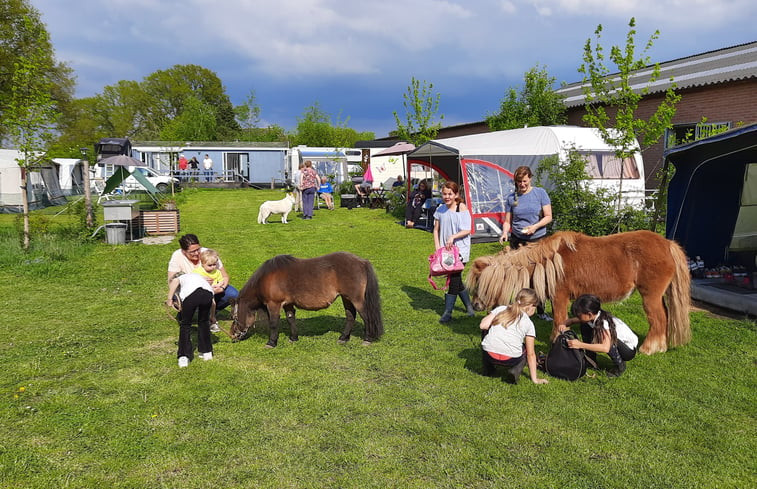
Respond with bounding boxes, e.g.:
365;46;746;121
264;343;276;349
361;340;372;346
337;339;348;345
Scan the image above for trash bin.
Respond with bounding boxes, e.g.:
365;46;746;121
105;222;127;244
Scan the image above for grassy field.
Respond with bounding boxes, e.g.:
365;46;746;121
1;188;755;488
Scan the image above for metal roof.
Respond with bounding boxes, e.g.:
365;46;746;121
555;41;757;108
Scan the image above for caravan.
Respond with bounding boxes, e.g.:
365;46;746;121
407;126;646;241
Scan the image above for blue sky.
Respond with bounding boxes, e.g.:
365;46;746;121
33;0;756;137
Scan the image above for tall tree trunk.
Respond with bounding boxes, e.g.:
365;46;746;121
21;167;30;250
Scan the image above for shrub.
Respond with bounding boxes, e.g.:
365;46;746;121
536;149;652;236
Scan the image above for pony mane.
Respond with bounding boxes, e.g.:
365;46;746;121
241;254;298;296
471;232;577;307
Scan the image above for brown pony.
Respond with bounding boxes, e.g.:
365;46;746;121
466;230;691;355
230;252;383;347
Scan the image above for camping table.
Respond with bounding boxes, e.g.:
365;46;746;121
368;188;387;209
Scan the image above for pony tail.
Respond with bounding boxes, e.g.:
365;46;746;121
362;261;384;341
666;241;692;347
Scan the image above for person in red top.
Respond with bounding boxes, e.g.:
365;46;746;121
177;154;188;182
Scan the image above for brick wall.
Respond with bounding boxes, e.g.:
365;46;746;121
566;78;757;188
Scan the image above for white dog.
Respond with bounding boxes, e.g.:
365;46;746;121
257;193;295;224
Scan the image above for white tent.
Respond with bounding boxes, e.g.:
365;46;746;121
0;149;67;213
407;126;646;241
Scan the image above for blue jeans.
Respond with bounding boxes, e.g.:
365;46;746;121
204;169;213;182
214;284;239;311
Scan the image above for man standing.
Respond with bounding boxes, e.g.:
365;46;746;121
203;154;214;182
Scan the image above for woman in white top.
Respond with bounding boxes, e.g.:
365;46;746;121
480;288;549;384
560;294;639;377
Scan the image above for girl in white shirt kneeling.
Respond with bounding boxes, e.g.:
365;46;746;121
480;288;549;384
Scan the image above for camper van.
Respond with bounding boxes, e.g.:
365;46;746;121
287;147;353;185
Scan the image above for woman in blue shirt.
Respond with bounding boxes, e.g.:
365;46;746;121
499;166;553;320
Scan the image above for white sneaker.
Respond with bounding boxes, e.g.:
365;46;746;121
178;356;189;368
200;352;213;361
209;323;221;333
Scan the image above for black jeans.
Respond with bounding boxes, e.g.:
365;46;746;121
178;289;213;358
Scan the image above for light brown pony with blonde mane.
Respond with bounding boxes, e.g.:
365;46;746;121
466;230;691;355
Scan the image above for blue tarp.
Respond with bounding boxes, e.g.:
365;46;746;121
665;123;757;265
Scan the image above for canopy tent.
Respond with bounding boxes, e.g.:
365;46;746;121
665;123;757;268
407;126;646;242
98;154;158;198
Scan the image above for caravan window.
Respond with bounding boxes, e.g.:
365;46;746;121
580;152;640;179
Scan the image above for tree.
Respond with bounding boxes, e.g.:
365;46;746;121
5;16;60;250
234;90;262;137
159;96;218;141
140;64;239;140
0;0;73;144
578;18;681;215
486;65;567;131
393;77;443;146
293;102;333;146
291;103;374;147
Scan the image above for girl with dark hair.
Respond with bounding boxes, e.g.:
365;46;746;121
480;288;549;384
560;294;639;377
433;181;474;323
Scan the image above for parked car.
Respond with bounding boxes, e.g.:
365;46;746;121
122;167;180;193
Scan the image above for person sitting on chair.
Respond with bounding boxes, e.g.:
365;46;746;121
318;176;334;210
405;180;432;228
354;165;374;206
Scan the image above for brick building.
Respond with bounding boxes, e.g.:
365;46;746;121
555;41;757;189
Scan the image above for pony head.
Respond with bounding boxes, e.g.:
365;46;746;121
229;296;261;342
465;240;565;312
465;255;496;311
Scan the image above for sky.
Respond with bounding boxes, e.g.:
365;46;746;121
32;0;757;138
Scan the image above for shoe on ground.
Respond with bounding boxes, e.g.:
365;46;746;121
537;313;553;321
178;356;189;368
199;352;213;361
210;323;221;333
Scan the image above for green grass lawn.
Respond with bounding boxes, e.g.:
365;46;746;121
1;188;755;488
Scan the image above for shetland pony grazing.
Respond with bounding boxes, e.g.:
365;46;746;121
257;193;295;224
230;252;383;347
466;230;691;355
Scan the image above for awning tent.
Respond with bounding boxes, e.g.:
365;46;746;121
0;149;66;213
665;123;757;267
98;154;158;198
407;126;645;242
